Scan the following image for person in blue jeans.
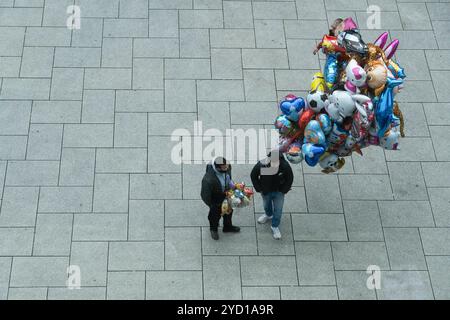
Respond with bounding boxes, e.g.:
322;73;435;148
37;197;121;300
250;153;293;240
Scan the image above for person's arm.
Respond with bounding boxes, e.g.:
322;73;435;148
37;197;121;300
200;177;213;207
250;163;263;193
280;162;294;194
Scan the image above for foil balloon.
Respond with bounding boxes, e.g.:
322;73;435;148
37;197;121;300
304;120;326;146
286;142;303;164
298;109;316;134
302;143;326;167
274;114;293;136
319;153;346;174
317;113;332;135
280;96;305;122
375;77;404;137
380;129;400;150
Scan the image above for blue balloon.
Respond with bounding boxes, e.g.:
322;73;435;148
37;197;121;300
375;77;403;137
280;97;305;122
304;120;326;147
318;113;332;135
302;143;325;167
324;53;339;89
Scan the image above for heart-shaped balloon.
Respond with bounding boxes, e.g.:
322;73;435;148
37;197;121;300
304;120;326;146
302;143;325;167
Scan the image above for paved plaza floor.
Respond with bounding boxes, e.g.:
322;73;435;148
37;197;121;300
1;0;450;300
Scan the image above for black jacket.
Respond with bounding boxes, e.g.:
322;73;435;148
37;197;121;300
250;156;294;194
201;164;232;208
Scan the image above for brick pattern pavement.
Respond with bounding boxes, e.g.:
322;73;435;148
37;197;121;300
0;0;450;300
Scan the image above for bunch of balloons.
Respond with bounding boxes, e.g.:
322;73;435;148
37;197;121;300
274;17;406;174
221;182;254;215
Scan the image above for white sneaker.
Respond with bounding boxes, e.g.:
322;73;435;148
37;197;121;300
271;227;282;240
257;214;272;224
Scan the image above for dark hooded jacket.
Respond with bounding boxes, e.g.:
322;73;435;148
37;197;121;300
250;155;294;195
200;163;232;208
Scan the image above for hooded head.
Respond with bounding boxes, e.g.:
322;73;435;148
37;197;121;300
212;156;229;173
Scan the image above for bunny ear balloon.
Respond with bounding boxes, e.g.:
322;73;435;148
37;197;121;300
273;17;405;171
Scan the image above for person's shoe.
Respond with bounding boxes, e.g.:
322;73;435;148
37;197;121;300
223;226;241;233
271;227;282;240
210;230;219;240
257;214;272;224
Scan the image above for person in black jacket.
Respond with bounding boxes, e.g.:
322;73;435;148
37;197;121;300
250;152;293;240
201;157;240;240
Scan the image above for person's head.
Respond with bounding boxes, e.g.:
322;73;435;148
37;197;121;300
214;157;229;173
329;18;344;36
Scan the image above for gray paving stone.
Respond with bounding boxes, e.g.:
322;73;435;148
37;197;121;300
117;90;164;112
104;18;148;38
109;242;164;271
114;114;147;148
0;79;50;100
12;0;44;7
26;27;71;47
430;126;450;161
280;286;338;300
242;49;289;69
134;39;179;58
0;7;42;26
0;27;24;56
102;38;132;68
377;271;434;300
242;287;280;300
343;201;384;241
198;102;231;132
75;0;119;18
148;136;182;173
0;57;21;77
384;228;427;271
129;200;164;241
32;101;81;124
10;257;69;287
146;271;203;300
254;187;308;213
73;214;127;241
292;214;347;241
203;256;241;300
33;214;73;256
357;11;403;30
38;187;92;213
397;81;437;103
253;2;297;20
332;242;390;271
387;162;428;201
211;49;243;80
182;164;205;200
0;101;31;135
165;59;211;80
164;80;197;112
63;124;113;148
20;47;54;78
51;68;83;101
275;70;312;91
428;188;450;227
230;102;278;125
26;124;63;161
339;175;393;200
426;51;450;71
0;136;27;160
0;187;38;227
148;112;197;136
224;1;253;28
165;227;202;270
336;271;377;300
0;161;5;198
48;287;106;300
422;162;450;188
0;228;34;255
378;200;434;228
72;18;103;47
324;0;367;11
130;174;182;199
241;256;298;286
400;103;429;137
165;200;208;227
202;226;257;255
133;59;164;90
70;242;108;286
243;70;277;102
395;50;431;81
107;271;145;300
42;0;73;26
55;48;101;67
6;161;59;186
284;19;329;41
59;148;96;186
84;69;132;90
210;29;256;48
420;228;450;255
256;214;295;255
431;71;450;102
194;0;222;9
295;242;335;286
149;10;178;37
254;20;285;49
433;21;450;50
82;90;115;124
180;29;210;58
295;0;326;20
385;138;435;162
305;174;343;213
149;0;191;9
424;103;450;125
286;39;320;70
426;256;450;300
8;288;47;300
93;174;129;213
179;9;223;28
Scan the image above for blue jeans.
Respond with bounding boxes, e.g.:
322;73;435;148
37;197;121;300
262;192;285;228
